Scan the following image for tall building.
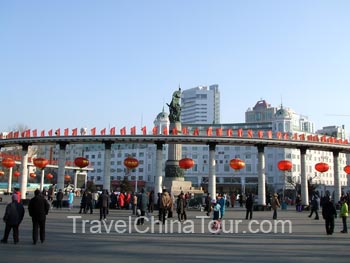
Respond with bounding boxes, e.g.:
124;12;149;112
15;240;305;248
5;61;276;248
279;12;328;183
181;85;220;124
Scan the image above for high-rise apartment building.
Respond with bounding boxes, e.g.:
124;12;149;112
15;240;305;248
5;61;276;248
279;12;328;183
181;85;220;124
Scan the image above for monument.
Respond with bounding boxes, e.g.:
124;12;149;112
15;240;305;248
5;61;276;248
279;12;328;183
164;88;202;196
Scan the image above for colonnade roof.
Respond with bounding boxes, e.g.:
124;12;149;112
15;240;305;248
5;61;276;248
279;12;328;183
1;135;350;153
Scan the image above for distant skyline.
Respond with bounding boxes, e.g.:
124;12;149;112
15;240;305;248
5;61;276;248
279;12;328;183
1;1;350;135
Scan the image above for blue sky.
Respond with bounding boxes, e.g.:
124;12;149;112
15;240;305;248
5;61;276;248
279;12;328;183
1;1;350;135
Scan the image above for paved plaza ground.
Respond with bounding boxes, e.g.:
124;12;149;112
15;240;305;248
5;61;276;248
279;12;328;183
0;194;349;263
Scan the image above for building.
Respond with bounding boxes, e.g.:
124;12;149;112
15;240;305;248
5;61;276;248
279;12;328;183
181;85;220;124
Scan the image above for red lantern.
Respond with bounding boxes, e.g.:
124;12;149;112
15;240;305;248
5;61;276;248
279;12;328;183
64;175;71;181
46;173;54;180
344;165;350;174
74;157;89;169
0;170;4;176
315;162;329;173
230;158;245;171
33;158;49;169
30;172;36;178
124;157;139;169
179;158;195;169
13;171;20;177
277;160;292;171
1;158;15;169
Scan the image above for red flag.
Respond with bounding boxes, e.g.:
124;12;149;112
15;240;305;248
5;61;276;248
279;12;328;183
32;129;37;137
193;128;199;136
152;126;158;135
72;128;78;136
8;132;13;138
257;130;263;138
13;131;19;138
293;133;298;140
267;130;272;138
120;127;126;135
40;130;45;137
247;129;253;138
216;128;222;136
182;127;188;135
163;127;168;135
321;135;327;142
130;126;136;135
313;135;319;142
226;129;233;136
110;127;116;135
141;126;147;135
48;129;53;136
283;133;289;140
64;128;69;136
237;128;243;137
21;131;25;137
276;131;282;139
101;128;106;135
91;127;96;135
55;129;60;136
206;127;212;136
307;135;313;141
299;134;305;140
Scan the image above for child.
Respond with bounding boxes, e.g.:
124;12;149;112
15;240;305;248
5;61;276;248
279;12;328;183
211;199;221;234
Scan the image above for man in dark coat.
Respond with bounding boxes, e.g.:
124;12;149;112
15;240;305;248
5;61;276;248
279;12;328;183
245;193;254;220
98;190;110;221
322;195;337;235
1;194;25;244
28;189;50;244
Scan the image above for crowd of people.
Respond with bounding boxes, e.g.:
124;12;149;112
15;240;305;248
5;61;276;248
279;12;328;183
0;186;348;244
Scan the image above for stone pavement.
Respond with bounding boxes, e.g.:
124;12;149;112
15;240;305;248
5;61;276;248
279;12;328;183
0;195;349;263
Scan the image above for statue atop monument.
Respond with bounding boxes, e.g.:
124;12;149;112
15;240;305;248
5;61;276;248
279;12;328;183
167;87;182;123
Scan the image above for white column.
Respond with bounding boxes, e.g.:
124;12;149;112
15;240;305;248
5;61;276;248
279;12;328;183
20;144;29;200
300;147;309;206
74;170;78;189
208;143;216;199
57;143;67;191
154;143;163;200
257;145;266;206
103;142;112;191
333;151;341;204
40;169;45;191
7;167;13;193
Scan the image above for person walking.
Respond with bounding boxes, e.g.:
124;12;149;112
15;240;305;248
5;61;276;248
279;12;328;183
56;189;64;209
79;191;87;214
159;188;172;224
98;189;110;221
340;196;348;233
295;195;302;212
28;189;50;244
85;191;93;214
205;193;212;217
1;194;25;244
271;193;281;220
245;193;254;220
176;192;187;222
308;194;320;220
148;190;154;213
68;190;74;210
217;194;226;219
136;188;149;225
322;195;337;235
